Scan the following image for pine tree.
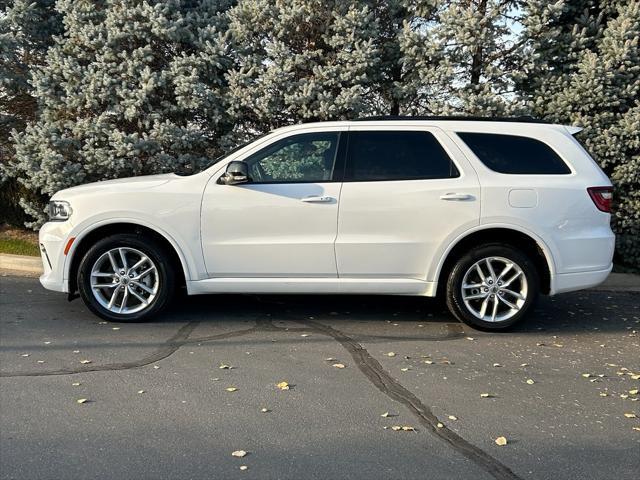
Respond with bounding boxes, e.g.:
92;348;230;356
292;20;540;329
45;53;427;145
7;0;233;226
399;0;524;115
225;0;382;133
522;0;640;268
0;0;62;224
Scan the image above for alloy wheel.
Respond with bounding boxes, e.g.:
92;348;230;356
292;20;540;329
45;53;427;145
90;247;159;315
460;256;528;323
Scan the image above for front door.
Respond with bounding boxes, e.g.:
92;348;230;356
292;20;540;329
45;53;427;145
335;126;481;281
201;129;345;277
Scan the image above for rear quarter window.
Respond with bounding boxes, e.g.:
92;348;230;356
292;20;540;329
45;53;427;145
457;132;571;175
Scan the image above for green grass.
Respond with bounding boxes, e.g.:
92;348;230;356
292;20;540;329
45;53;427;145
0;237;40;257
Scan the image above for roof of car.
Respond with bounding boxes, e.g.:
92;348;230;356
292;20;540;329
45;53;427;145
353;115;550;123
271;117;581;136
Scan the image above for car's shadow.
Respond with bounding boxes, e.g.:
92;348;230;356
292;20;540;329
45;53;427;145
158;289;638;335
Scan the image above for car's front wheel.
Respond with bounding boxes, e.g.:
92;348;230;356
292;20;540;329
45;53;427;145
446;244;539;331
77;234;175;322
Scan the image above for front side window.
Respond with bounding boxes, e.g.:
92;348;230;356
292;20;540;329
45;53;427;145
457;132;571;174
243;132;339;183
344;131;459;181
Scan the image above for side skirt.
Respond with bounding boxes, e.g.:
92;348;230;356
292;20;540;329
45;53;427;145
186;277;436;297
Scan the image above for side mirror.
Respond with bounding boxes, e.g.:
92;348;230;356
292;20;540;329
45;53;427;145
219;161;250;185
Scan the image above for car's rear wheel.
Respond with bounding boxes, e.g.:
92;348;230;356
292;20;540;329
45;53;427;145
446;244;539;330
77;234;175;322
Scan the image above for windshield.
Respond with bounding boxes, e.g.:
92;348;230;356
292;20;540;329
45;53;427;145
174;133;267;176
199;134;267;172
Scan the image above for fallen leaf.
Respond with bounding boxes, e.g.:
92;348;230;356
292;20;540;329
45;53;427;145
332;363;346;369
520;363;529;367
401;426;415;431
219;364;233;369
232;450;247;458
239;466;248;471
526;379;535;385
73;350;80;354
225;387;238;392
76;398;89;404
629;389;639;395
44;341;51;345
424;360;433;365
260;408;269;413
495;436;507;446
400;367;410;372
466;337;475;341
391;425;402;431
633;427;640;432
480;393;493;398
137;390;145;394
386;352;396;357
20;354;29;357
631;374;640;380
72;382;81;386
582;373;592;378
624;413;637;418
436;423;444;428
276;381;290;390
448;415;458;421
37;360;45;364
153;365;160;369
324;358;336;361
600;392;609;397
80;360;91;364
493;363;503;367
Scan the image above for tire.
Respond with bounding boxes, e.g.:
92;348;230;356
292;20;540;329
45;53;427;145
77;233;175;322
445;243;539;331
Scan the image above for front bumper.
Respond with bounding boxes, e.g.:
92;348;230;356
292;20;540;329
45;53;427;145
39;221;74;293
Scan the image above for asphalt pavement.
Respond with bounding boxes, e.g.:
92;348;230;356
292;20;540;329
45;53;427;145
0;275;638;480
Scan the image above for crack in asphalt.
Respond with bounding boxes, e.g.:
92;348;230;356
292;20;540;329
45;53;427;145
1;314;519;480
0;322;200;377
302;319;522;480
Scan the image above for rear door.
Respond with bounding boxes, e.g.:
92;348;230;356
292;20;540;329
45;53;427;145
335;125;480;280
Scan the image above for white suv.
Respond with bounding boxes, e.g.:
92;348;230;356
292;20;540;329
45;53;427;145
39;117;615;330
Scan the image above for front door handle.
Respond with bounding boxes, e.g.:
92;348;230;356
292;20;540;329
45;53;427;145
301;196;334;203
440;193;473;201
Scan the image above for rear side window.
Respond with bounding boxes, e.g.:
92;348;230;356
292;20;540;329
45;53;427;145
457;132;571;174
345;131;459;181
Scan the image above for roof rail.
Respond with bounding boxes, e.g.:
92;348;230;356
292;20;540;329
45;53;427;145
353;115;550;124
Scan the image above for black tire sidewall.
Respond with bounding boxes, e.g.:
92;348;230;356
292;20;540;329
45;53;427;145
446;244;539;331
77;233;174;322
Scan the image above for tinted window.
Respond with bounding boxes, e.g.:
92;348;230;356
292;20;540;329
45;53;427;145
458;132;571;174
244;132;339;183
345;131;459;181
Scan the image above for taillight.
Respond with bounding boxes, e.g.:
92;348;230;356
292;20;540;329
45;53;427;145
587;187;613;213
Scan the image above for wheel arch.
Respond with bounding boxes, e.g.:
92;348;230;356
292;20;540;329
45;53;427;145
434;226;555;296
66;221;189;295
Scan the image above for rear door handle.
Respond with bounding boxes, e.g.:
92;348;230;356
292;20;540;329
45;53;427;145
301;196;334;203
440;193;473;201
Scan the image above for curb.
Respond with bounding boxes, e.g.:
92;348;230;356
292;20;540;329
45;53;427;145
1;253;639;291
0;253;42;277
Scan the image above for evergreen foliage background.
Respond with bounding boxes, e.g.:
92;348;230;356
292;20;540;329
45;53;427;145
1;0;638;268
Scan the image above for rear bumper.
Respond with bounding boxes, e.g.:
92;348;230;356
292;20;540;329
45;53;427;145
550;264;612;295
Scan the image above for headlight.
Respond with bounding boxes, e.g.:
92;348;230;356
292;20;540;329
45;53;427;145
48;200;73;221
